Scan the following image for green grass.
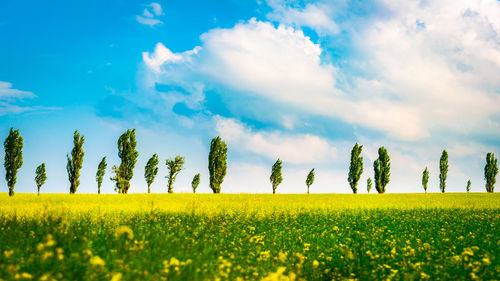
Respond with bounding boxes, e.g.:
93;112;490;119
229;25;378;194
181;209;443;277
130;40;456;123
0;193;498;280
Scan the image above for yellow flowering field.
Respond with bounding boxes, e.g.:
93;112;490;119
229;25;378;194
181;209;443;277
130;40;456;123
0;193;498;280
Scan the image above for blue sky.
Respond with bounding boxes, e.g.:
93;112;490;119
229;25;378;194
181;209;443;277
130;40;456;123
1;0;499;194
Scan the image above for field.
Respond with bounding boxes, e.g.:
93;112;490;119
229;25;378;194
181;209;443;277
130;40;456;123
0;193;498;281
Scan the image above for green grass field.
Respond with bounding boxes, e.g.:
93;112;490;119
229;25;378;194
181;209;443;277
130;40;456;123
0;193;498;280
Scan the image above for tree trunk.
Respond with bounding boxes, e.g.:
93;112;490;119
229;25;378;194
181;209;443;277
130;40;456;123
148;185;151;194
307;186;310;194
9;186;14;196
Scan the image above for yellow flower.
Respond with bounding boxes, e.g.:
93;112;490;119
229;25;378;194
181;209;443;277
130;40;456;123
110;273;123;281
312;260;319;268
90;256;106;267
20;272;33;279
114;226;134;240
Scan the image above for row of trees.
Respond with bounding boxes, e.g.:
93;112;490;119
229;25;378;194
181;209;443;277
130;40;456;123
3;128;499;195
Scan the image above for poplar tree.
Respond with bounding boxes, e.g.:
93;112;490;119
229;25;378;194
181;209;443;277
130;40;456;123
35;163;47;195
144;154;159;194
306;168;315;194
484;152;498;193
4;128;23;196
67;130;84;194
208;136;227;193
96;157;107;194
374;147;390;193
367;178;372;193
270;159;283;194
439;150;448;193
348;143;363;193
192;173;200;193
166;156;184;193
422;167;429;193
112;129;138;194
466;179;471;193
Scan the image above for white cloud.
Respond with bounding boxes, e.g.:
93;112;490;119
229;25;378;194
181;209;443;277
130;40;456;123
0;81;35;100
0;82;59;115
137;2;164;27
214;116;336;164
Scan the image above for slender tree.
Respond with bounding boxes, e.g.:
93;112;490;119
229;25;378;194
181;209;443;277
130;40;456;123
439;150;448;193
4;128;23;196
484;152;498;193
192;173;200;193
208;136;227;193
270;159;283;194
422;167;429;193
374;147;390;193
67;130;84;194
348;143;363;194
367;177;373;193
166;156;185;193
144;154;159;194
96;157;107;194
35;163;47;195
306;168;315;194
466;179;471;193
111;129;138;194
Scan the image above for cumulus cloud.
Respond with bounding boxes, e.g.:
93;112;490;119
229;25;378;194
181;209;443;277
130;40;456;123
215;116;336;164
137;2;164;27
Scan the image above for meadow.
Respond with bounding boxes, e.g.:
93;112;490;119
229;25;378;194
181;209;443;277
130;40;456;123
0;193;498;280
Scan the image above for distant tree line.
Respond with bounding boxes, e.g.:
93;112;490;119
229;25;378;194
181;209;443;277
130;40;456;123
2;127;499;195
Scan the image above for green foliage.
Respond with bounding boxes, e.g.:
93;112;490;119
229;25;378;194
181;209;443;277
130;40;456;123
166;156;185;193
348;143;363;194
112;129;138;194
422;167;429;193
484;152;498;193
144;154;159;194
66;130;84;194
208;136;227;193
35;163;47;195
367;178;373;193
270;159;283;194
439;150;448;193
373;147;390;193
466;179;471;193
96;157;107;194
306;168;315;194
3;128;23;196
192;173;200;193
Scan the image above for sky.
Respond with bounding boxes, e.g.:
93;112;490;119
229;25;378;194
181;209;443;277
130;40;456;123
1;0;499;194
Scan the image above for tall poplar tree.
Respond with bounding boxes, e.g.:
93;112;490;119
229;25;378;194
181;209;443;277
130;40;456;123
439;150;448;193
96;157;107;194
4;128;23;196
466;179;471;193
306;168;315;194
112;129;138;194
166;156;184;193
67;130;84;194
348;143;363;193
144;154;159;194
208;136;227;193
35;163;47;195
270;159;283;194
367;178;372;193
422;167;429;193
192;173;200;193
374;147;390;193
484;152;498;193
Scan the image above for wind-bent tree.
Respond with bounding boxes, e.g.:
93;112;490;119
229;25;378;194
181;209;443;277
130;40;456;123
4;128;23;196
466;179;471;193
439;150;448;193
166;156;184;193
422;167;429;193
306;168;315;194
96;157;107;194
192;173;200;193
67;130;84;194
35;163;47;195
348;143;363;194
374;147;390;193
144;154;159;194
485;152;498;193
208;136;227;193
367;178;373;193
270;159;283;194
111;129;138;194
